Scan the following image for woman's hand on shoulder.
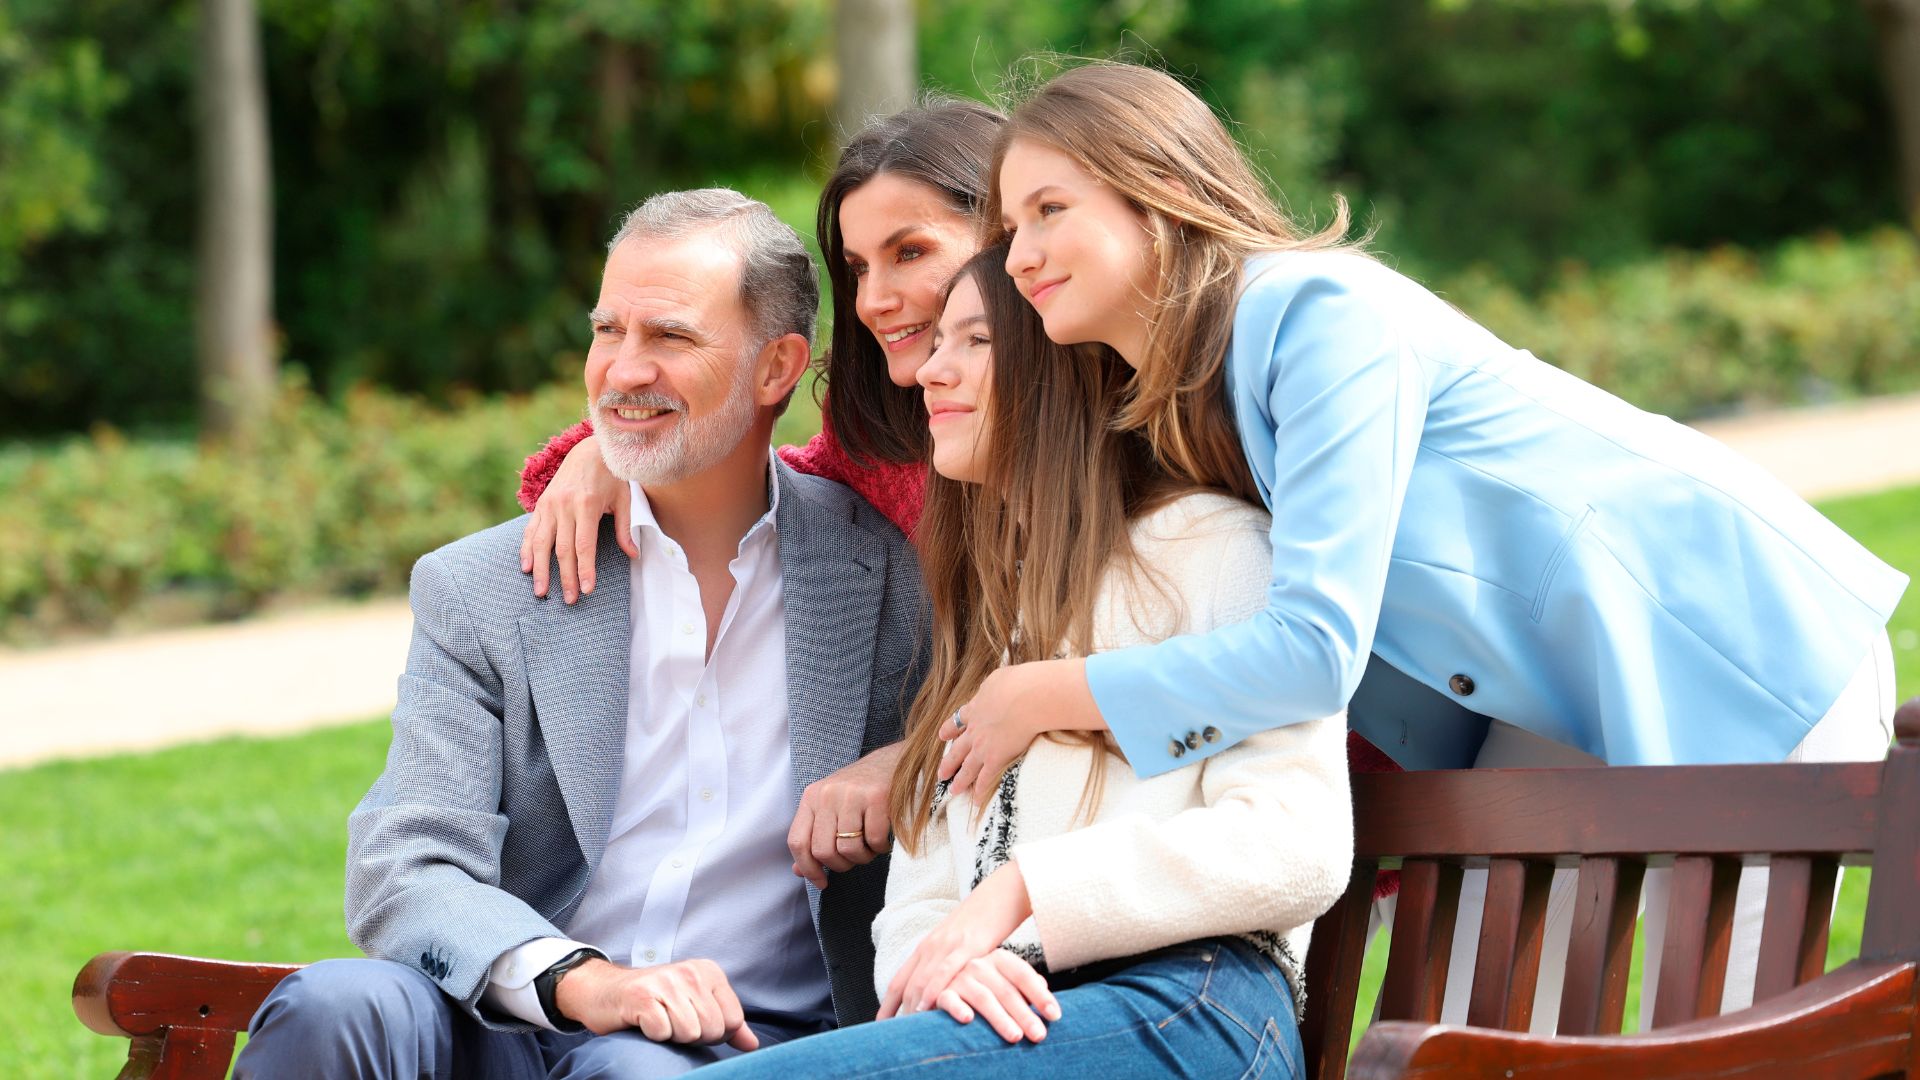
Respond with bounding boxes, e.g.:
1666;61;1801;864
940;658;1104;803
519;434;635;603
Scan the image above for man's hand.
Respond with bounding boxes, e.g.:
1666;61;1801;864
519;434;635;604
939;658;1103;804
789;742;905;889
554;957;759;1050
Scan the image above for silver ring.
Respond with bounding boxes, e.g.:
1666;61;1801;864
950;709;967;732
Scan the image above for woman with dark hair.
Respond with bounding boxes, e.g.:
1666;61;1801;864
515;100;1005;599
694;246;1345;1078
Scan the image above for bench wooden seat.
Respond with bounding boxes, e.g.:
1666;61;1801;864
75;701;1920;1078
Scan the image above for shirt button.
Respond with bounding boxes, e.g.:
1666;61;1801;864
681;623;695;636
644;949;657;962
700;789;713;801
696;694;707;707
1168;739;1187;759
672;858;683;868
1449;673;1476;696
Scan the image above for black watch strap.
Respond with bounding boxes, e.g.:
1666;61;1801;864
534;948;600;1033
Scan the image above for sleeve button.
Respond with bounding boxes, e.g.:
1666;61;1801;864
1168;739;1187;758
1449;673;1476;696
1202;726;1221;743
1184;730;1202;750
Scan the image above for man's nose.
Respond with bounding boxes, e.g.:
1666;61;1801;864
606;343;662;391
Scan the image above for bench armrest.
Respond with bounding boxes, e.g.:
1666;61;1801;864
73;951;303;1080
1348;960;1917;1079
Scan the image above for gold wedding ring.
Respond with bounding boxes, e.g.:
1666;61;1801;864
836;830;865;839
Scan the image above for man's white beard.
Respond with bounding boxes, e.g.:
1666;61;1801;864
594;364;758;487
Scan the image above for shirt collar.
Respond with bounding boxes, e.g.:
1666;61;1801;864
626;449;781;550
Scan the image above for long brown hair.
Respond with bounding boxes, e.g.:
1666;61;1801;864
818;99;1006;466
890;243;1177;854
985;60;1367;498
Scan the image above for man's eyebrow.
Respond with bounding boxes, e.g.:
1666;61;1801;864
638;316;703;339
588;307;617;327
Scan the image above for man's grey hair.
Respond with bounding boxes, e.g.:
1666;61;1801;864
609;187;819;350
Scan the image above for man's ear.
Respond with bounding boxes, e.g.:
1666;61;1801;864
755;332;812;408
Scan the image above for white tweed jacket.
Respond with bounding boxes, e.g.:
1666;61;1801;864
872;492;1354;1002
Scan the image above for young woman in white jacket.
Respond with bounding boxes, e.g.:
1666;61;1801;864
699;248;1350;1079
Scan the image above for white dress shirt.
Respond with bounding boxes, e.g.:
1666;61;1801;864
485;461;833;1029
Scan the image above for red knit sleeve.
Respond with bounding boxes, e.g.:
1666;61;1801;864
776;416;926;537
518;419;593;513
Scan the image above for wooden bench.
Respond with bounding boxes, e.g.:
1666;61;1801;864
75;700;1920;1078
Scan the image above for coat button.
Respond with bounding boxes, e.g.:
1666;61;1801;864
1168;739;1187;758
1202;726;1221;743
1449;673;1475;696
1185;730;1202;750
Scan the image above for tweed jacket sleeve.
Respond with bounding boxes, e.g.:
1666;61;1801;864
344;547;570;1026
869;792;961;998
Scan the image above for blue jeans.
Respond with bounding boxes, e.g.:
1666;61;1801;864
232;958;822;1079
696;939;1303;1080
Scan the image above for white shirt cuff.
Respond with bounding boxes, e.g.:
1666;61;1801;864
484;937;600;1030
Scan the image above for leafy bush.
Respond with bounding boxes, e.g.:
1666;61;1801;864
2;228;1913;639
1444;228;1920;419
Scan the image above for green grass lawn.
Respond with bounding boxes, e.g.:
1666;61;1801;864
4;485;1915;1078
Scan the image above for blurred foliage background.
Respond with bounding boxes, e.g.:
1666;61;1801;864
1;0;1916;634
3;0;1907;435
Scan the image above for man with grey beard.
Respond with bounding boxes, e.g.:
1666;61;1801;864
234;189;927;1079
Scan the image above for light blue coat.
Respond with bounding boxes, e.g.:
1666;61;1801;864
1087;251;1907;776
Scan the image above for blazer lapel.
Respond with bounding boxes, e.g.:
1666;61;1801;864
518;529;631;866
775;463;887;803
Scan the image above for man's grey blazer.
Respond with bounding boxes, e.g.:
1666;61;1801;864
345;461;928;1030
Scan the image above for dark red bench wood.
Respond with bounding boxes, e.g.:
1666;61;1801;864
75;699;1920;1078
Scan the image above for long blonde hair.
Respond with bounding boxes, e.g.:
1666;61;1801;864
986;59;1368;497
889;244;1179;854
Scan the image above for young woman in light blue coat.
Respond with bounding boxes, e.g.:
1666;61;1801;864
942;60;1906;1027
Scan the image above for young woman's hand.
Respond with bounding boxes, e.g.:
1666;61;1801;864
519;434;635;603
930;950;1059;1043
877;863;1057;1041
939;658;1104;801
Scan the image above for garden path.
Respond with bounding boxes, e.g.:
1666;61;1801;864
2;391;1918;770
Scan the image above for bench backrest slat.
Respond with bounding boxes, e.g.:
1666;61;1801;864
1649;854;1740;1027
1751;854;1838;1004
1379;859;1464;1023
1463;857;1552;1030
1555;856;1644;1035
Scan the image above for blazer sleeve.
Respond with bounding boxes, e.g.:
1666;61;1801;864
345;550;572;1027
1086;262;1429;777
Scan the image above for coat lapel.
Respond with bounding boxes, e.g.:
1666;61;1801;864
775;463;887;803
518;528;631;866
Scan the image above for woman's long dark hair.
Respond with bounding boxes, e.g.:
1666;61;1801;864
818;100;1005;466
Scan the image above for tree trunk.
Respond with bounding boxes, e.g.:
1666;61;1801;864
1868;0;1920;229
196;0;275;442
832;0;917;143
